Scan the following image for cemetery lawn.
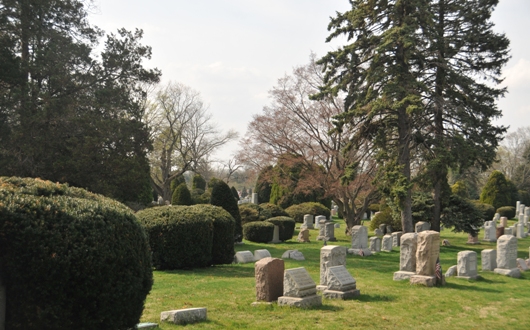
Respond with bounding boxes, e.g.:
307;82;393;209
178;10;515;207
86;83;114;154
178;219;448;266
140;219;530;329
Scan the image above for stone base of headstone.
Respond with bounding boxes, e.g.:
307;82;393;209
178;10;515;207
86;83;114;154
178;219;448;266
455;274;479;280
409;275;437;287
393;271;415;281
277;295;322;308
251;301;273;307
323;289;360;300
327;237;337;242
160;308;207;325
347;248;372;256
493;268;521;278
316;284;327;292
137;322;159;329
445;265;457;277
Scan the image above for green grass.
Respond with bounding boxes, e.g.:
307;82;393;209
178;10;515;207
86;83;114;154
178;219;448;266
140;218;530;329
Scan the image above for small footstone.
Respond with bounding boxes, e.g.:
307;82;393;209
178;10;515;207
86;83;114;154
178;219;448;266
160;308;207;325
493;268;521;278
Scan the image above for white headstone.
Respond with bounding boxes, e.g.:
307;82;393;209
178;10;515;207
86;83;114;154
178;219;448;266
302;214;314;229
496;235;518;269
319;245;347;288
251;193;259;204
456;251;478;279
415;221;431;233
254;249;272;261
483;221;497;242
481;249;497;271
234;251;255;264
382;234;393;252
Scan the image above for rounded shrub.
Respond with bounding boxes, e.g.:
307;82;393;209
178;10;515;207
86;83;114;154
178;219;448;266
210;180;243;242
471;201;496;221
259;203;288;219
0;177;152;330
368;209;401;232
243;221;275;243
265;216;296;241
239;203;263;225
192;173;206;190
496;206;516;219
172;182;193;205
285;202;331;223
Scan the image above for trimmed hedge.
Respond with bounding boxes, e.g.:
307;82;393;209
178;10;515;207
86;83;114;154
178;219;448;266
243;221;274;243
285;202;331;223
137;204;235;269
496;206;516;220
210;180;243;242
472;201;496;221
265;216;295;241
0;177;152;330
259;203;288;219
368;209;401;232
239;203;262;225
172;183;193;205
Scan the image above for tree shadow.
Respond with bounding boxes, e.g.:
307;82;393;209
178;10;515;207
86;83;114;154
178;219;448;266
354;293;396;303
442;281;502;293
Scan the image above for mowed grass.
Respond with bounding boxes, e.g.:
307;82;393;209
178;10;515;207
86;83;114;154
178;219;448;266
140;218;530;329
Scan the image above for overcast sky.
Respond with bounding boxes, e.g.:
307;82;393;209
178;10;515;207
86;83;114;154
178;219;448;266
89;0;530;162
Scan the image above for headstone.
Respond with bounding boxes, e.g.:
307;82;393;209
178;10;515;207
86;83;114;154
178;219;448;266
466;233;479;245
483;221;497;242
386;225;393;234
516;258;529;272
251;193;259;204
494;235;520;278
445;265;457;277
325;222;337;241
254;249;271;261
500;217;508;228
334;223;340;228
410;231;441;287
516;223;525;239
415;221;430;233
315;217;321;229
160;308;207;325
281;250;305;261
318;245;347;290
277;267;322;308
379;223;387;235
302;214;314;229
369;236;381;253
456;251;478;279
316;220;326;240
516;200;520;220
349;226;371;256
157;196;164;205
234;251;255;264
254;258;284;302
297;229;310;243
269;225;281;243
392;231;403;247
493;213;500;222
315;215;327;224
481;249;497;271
504;227;513;236
374;228;383;237
496;227;505;239
382;234;393;252
393;233;417;280
322;265;360;299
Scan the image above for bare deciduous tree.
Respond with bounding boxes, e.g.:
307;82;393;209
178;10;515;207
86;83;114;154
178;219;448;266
147;82;238;200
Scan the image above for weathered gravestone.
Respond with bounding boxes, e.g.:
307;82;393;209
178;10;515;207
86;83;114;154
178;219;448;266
251;193;259;204
494;213;500;222
234;251;255;264
318;245;347;291
517;258;529;272
277;267;322;308
254;249;271;261
392;231;403;247
481;249;497;271
369;236;381;253
348;226;371;256
466;233;480;245
161;308;207;325
483;221;497;242
410;230;441;287
415;221;431;233
297;228;310;243
393;233;417;280
382;234;393;252
500;217;508;228
378;223;387;235
281;250;305;261
254;257;284;303
494;235;520;278
516;223;525;239
315;215;327;224
456;251;478;280
316;220;326;240
302;214;314;230
323;265;360;299
325;222;337;242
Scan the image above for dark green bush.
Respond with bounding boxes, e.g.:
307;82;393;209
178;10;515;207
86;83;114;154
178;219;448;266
480;170;518;209
496;206;516;219
265;216;295;241
285;202;331;223
231;186;240;201
137;205;213;270
239;203;263;225
471;201;496;221
191;188;210;204
259;202;288;219
442;195;483;236
368;209;401;232
210;180;243;242
198;205;235;265
0;177;152;330
243;221;275;243
170;175;186;193
192;174;206;190
172;183;193;205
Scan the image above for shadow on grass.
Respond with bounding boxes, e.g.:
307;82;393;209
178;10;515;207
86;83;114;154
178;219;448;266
307;304;344;312
355;293;396;303
443;281;502;293
159;265;256;278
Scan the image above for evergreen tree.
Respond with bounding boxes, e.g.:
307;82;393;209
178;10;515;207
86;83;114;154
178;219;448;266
254;166;273;203
192;174;206;190
172;183;193;206
230;186;240;201
170;175;186;193
241;187;248;198
210;180;242;242
480;171;517;209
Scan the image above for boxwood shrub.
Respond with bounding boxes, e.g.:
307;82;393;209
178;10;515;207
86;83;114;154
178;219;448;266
243;221;274;243
259;203;288;219
472;201;496;221
285;202;331;223
239;203;263;225
496;206;516;220
265;216;295;241
0;177;152;330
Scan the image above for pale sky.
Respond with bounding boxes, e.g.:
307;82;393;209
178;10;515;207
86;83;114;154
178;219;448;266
90;0;530;162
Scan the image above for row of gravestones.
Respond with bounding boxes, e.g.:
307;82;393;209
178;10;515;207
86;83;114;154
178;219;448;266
298;215;340;243
484;201;530;242
252;245;358;308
